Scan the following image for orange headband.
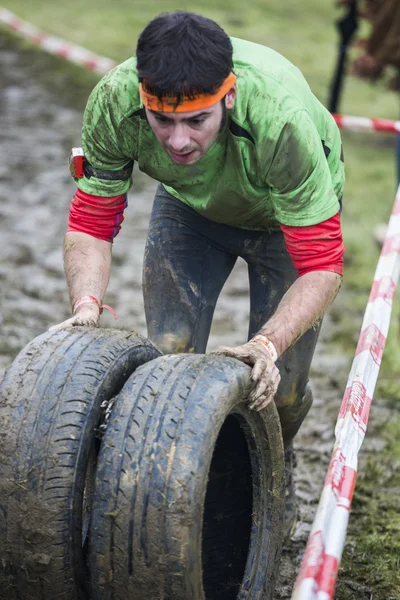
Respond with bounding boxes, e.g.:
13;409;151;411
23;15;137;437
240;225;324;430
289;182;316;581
139;72;236;113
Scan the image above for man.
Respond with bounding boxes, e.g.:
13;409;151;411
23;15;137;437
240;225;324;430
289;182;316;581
338;0;400;244
52;12;345;537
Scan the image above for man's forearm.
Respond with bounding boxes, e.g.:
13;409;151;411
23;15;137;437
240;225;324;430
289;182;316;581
258;270;342;356
64;231;112;309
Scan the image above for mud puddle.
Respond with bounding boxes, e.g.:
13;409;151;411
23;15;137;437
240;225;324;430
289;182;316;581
0;34;395;599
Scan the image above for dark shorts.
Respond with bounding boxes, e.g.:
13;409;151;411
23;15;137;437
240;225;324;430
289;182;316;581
143;185;321;441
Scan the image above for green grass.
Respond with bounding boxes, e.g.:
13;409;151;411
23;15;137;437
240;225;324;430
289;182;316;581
2;1;400;596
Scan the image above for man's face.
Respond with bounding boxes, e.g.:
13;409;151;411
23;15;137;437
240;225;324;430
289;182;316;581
145;88;236;165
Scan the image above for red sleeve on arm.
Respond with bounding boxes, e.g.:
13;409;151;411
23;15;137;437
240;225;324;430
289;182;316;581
67;189;128;242
280;212;344;277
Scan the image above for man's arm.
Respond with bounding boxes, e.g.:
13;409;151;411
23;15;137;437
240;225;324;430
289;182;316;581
49;69;135;330
258;270;341;356
213;107;344;409
49;186;129;330
49;232;112;330
213;206;344;410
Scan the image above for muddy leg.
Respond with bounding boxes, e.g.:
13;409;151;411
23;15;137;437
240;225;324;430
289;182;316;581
273;330;321;445
143;187;237;354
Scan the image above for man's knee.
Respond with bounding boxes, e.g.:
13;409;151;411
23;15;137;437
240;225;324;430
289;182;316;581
151;332;195;354
275;383;313;444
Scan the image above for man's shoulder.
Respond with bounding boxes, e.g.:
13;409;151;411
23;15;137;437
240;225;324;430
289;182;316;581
231;40;307;144
231;37;306;84
231;38;331;143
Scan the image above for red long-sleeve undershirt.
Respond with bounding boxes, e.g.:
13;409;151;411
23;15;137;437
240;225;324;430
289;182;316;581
67;190;344;275
68;188;128;242
280;212;344;276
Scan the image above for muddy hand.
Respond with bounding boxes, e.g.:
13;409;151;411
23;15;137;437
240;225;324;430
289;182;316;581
49;304;100;331
211;341;281;411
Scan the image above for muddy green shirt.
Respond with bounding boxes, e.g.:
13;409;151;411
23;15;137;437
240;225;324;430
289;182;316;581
77;37;344;230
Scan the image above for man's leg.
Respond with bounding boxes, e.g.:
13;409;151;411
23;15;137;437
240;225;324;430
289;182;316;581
143;186;237;354
243;229;322;538
245;230;320;443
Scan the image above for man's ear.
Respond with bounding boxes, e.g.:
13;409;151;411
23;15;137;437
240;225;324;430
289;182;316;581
225;84;236;109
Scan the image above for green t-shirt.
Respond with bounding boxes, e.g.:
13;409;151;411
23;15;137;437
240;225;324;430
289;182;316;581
78;37;344;230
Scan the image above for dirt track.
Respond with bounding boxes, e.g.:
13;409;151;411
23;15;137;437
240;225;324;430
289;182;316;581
0;33;392;599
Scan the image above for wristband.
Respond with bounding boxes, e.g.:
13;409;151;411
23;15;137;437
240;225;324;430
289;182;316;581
252;335;278;362
73;295;117;320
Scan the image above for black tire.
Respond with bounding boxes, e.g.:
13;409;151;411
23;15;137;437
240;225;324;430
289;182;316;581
89;354;285;600
0;327;161;600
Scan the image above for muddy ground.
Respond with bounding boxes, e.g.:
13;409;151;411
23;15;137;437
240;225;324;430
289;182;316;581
0;33;396;599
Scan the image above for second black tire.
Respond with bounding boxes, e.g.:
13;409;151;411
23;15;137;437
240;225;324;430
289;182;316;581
89;354;285;600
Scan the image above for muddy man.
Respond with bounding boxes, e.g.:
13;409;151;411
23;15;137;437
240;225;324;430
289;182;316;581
51;12;345;538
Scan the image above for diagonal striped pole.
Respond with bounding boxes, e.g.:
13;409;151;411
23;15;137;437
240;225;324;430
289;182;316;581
292;186;400;599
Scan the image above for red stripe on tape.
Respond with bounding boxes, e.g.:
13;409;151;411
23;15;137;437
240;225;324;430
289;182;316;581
381;234;400;256
355;323;385;365
371;117;400;133
83;58;99;71
370;276;396;304
324;450;356;504
340;466;357;503
56;47;70;58
340;381;372;429
325;448;345;498
9;18;21;30
32;32;46;44
317;554;339;596
301;530;325;581
332;114;343;128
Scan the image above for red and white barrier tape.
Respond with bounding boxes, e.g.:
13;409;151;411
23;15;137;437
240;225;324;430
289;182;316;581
292;185;400;600
0;8;117;74
332;113;400;134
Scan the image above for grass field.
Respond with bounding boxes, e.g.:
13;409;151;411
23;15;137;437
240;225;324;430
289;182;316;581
2;1;400;597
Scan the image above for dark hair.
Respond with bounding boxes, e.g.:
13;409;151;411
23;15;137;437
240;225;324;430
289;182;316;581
136;11;233;104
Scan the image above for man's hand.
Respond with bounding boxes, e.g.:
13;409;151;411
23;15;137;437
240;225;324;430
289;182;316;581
351;53;384;80
49;304;100;331
211;340;281;411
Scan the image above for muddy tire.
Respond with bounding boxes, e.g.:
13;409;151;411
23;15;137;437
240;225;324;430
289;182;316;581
0;327;161;600
89;354;285;600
